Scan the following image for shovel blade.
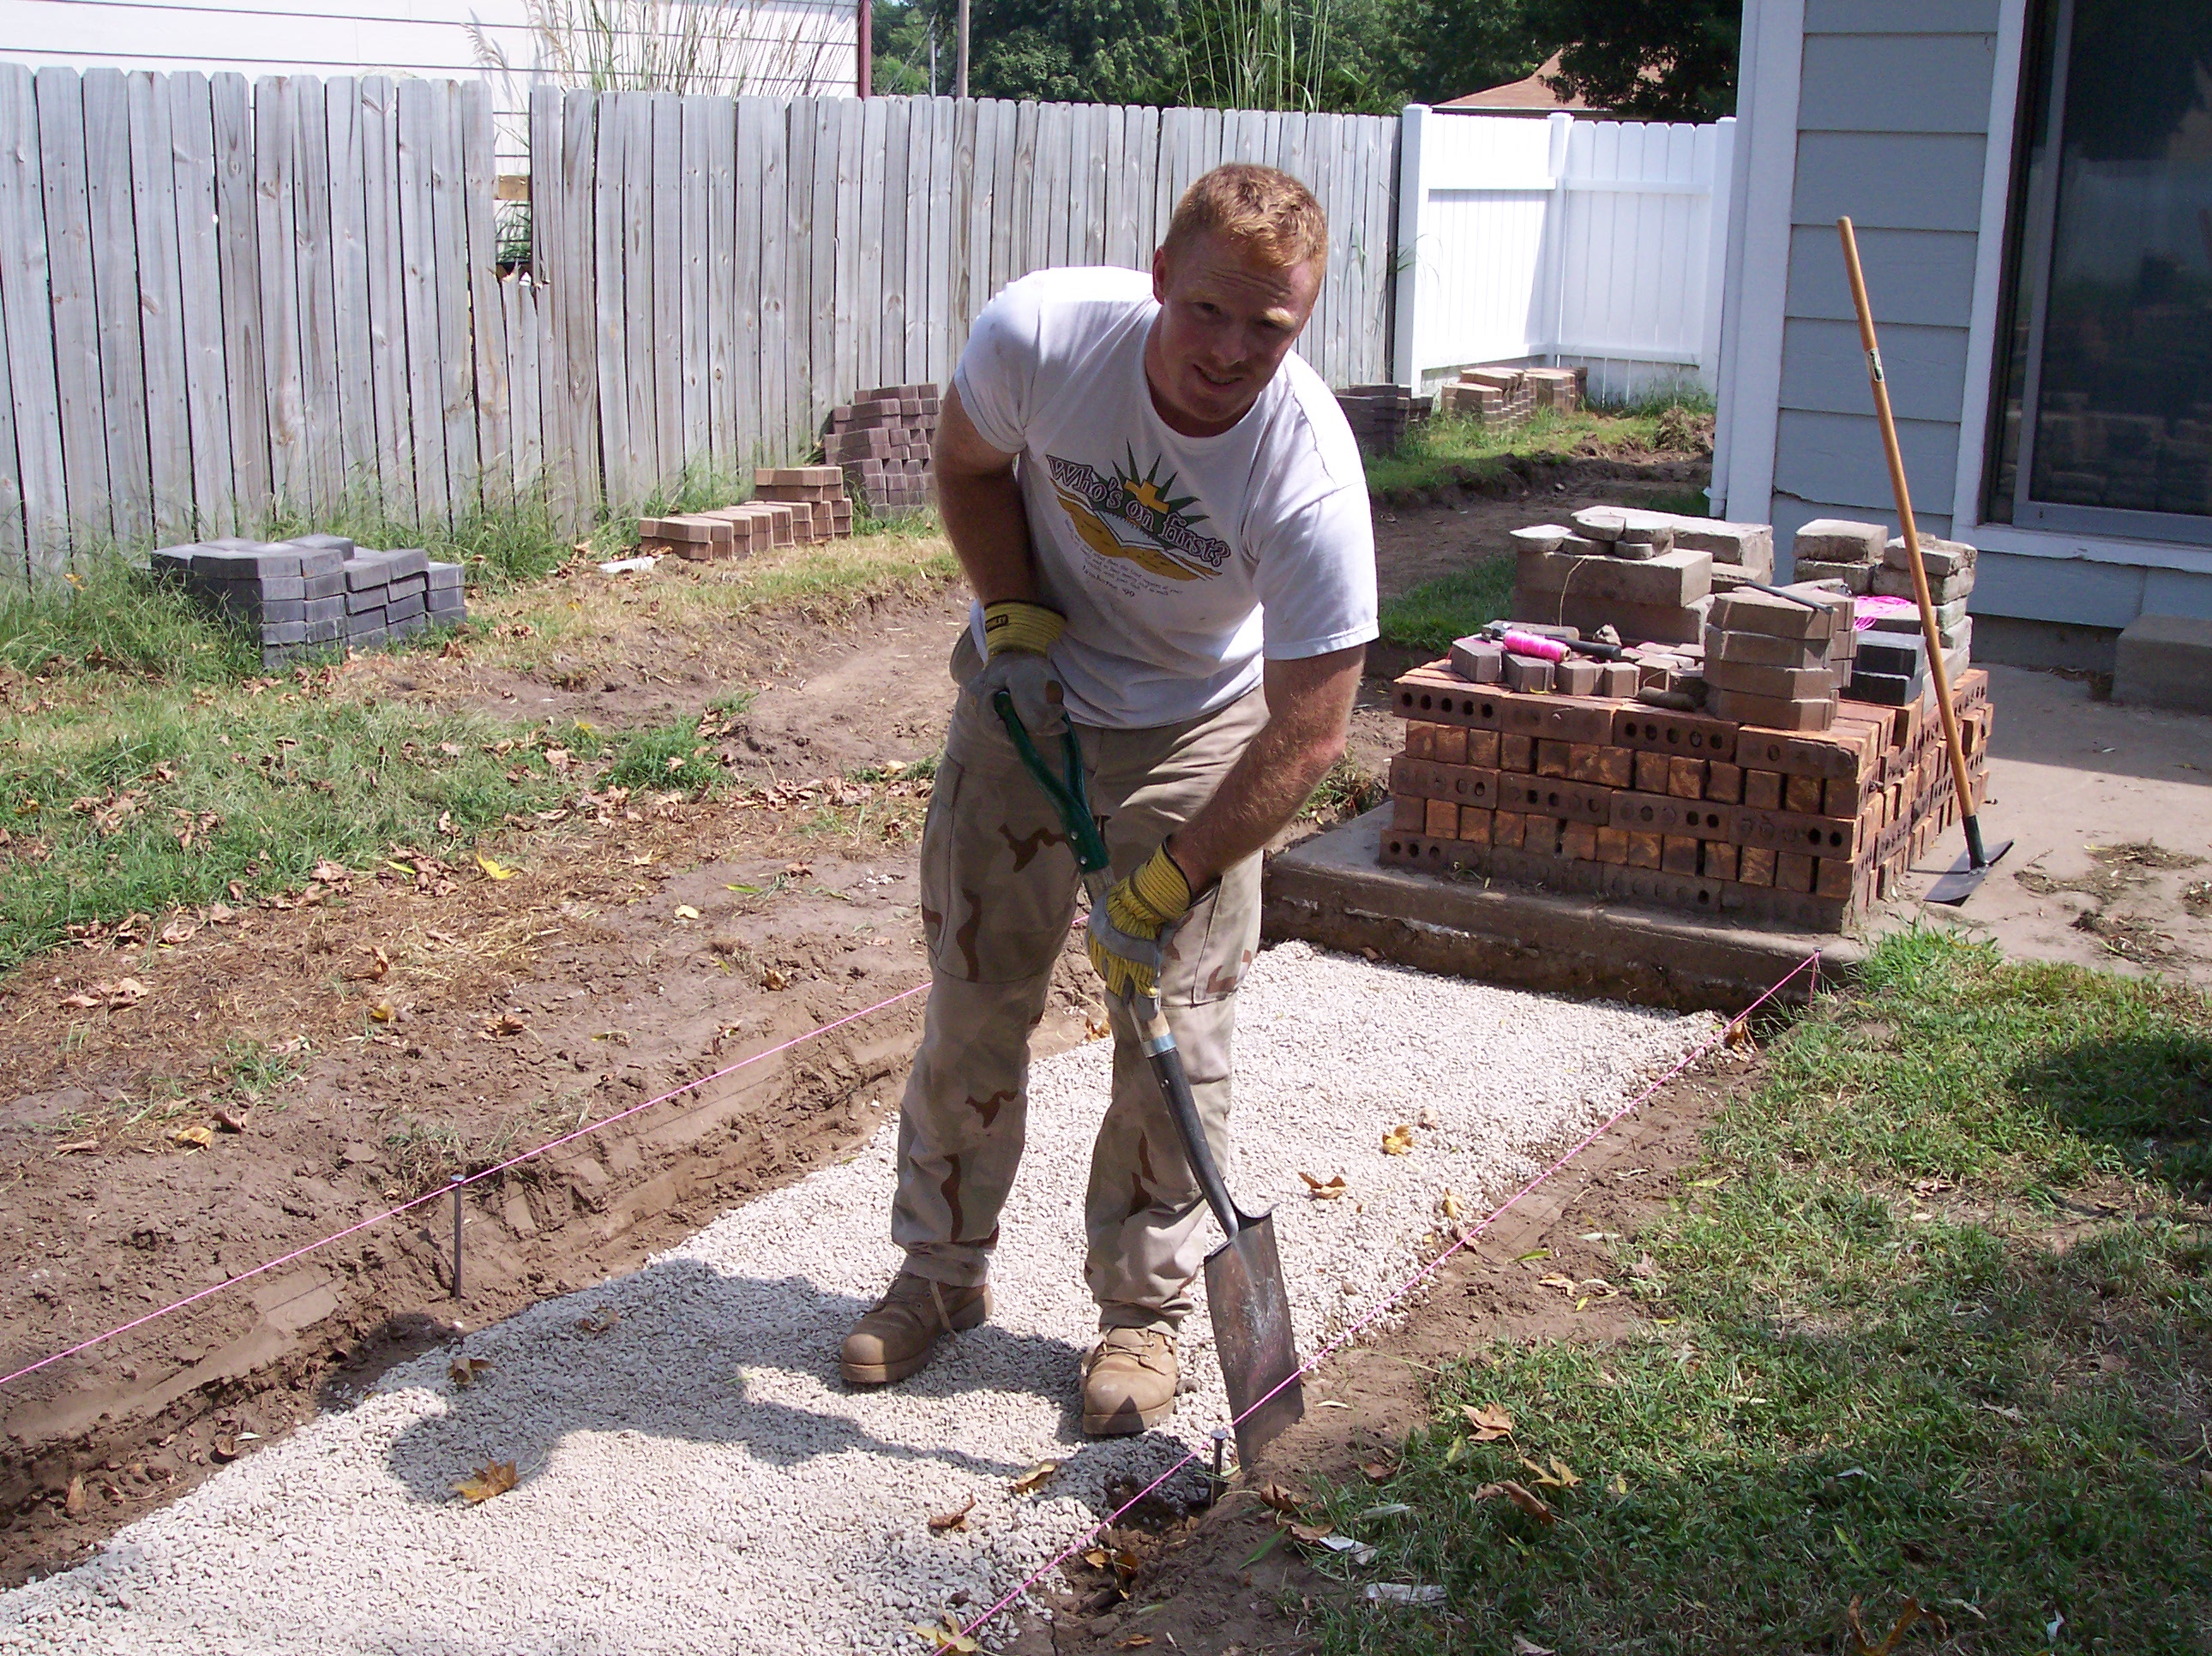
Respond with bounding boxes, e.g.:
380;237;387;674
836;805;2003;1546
1203;1209;1305;1468
1926;836;2014;906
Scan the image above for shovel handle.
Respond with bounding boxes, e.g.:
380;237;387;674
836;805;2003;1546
1130;995;1243;1244
995;693;1244;1243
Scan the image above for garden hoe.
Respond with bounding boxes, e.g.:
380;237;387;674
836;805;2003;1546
994;689;1306;1468
1840;216;2011;904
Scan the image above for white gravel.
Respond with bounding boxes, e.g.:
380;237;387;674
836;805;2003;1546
0;944;1711;1655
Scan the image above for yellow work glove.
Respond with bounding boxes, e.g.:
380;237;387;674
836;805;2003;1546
1086;844;1195;1005
970;599;1067;740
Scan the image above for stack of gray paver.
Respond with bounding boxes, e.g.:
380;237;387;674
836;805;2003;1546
1788;518;1975;705
151;536;466;670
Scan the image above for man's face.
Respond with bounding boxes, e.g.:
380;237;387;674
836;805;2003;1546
1146;231;1323;436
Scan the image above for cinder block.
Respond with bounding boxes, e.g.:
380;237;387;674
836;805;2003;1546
2114;614;2212;713
1882;534;1975;578
1872;565;1975;604
1792;519;1887;564
1518;545;1712;608
1793;560;1874;593
1704;661;1837;700
1709;688;1838;732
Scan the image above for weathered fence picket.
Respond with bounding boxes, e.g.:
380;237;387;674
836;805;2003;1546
0;67;1402;579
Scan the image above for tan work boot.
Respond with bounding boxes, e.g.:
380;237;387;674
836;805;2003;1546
1082;1328;1179;1435
839;1271;990;1385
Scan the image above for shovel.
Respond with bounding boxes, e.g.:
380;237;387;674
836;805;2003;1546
1839;217;2012;904
993;690;1306;1467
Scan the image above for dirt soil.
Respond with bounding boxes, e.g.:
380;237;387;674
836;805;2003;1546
996;1051;1752;1653
0;451;1704;1587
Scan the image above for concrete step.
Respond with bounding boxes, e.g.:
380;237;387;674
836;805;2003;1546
2115;614;2212;715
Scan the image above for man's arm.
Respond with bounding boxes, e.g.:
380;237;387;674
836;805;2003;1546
1163;645;1365;887
934;385;1037;603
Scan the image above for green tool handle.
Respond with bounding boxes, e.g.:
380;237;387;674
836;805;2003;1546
992;689;1243;1242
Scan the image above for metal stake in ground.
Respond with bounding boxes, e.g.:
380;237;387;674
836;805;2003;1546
450;1175;465;1299
1838;216;2011;903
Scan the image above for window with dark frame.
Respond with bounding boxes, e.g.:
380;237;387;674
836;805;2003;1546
1982;0;2212;544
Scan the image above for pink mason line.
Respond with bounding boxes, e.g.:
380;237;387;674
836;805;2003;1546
955;947;1824;1643
0;980;933;1393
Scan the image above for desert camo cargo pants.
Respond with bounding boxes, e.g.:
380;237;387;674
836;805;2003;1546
890;630;1268;1331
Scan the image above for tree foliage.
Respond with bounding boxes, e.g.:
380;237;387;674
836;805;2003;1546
869;0;1734;118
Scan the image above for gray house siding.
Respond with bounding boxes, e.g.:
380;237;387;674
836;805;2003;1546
1770;10;2000;556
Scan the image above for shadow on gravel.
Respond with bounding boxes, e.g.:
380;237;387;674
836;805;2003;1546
377;1257;1100;1503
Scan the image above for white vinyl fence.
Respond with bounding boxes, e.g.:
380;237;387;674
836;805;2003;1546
1392;108;1735;404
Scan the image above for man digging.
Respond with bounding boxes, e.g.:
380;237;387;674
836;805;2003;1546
840;165;1377;1435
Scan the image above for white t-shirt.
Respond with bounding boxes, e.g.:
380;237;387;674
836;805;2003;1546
951;266;1377;729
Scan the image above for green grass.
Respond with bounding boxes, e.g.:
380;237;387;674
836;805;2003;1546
0;692;597;971
1365;396;1716;499
600;714;727;795
1375;562;1515;653
1298;932;2212;1654
0;552;258;683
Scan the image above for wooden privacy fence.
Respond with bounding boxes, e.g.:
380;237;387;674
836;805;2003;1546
0;63;1400;582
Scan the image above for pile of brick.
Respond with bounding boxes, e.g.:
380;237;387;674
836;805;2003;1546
1703;585;1854;732
1511;507;1775;645
1335;384;1431;455
1788;518;1975;701
1379;650;1994;931
823;383;937;514
152;536;462;669
635;468;853;561
1435;364;1583;429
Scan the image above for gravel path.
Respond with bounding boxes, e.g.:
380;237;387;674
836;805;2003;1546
1;945;1710;1655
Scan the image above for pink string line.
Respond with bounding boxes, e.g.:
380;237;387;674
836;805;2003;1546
0;980;932;1393
955;947;1824;1643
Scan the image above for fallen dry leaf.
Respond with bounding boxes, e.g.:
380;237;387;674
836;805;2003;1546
1285;1519;1336;1544
475;853;518;881
346;946;392;982
1360;1460;1397;1484
1475;1479;1557;1526
449;1357;494;1389
927;1494;976;1533
1381;1123;1416;1156
481;1011;528;1038
1522;1455;1581;1489
1512;1637;1556;1655
213;1105;249;1134
1462;1403;1515;1441
1254;1480;1304;1513
452;1459;519;1503
574;1308;620;1334
1846;1595;1926;1656
368;1001;395;1023
908;1614;979;1653
674;904;700;921
1538;1273;1578;1293
1299;1170;1347;1200
1442;1191;1463;1219
1008;1460;1061;1496
759;967;789;991
783;861;813;877
156;918;198;946
53;1138;99;1155
63;1474;84;1518
1114;1639;1154;1650
170;1125;213;1150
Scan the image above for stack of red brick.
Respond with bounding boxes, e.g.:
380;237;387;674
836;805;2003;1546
1436;364;1583;429
1335;385;1431;456
824;383;938;514
752;466;855;537
634;467;851;561
1379;659;1994;932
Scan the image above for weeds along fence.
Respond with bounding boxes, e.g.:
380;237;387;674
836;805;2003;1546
0;63;1400;582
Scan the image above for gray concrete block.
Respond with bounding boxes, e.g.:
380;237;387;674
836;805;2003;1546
1666;516;1775;573
346;584;389;615
2114;614;2212;715
193;544;304;579
1792;518;1887;565
304;569;346;599
1704;625;1832;669
1872;564;1975;604
382;547;431;579
385;591;426;621
304;595;347;623
1882;533;1975;577
1517;545;1713;607
427;560;465;591
1793;559;1874;593
259;620;309;645
344;552;400;591
346;607;389;634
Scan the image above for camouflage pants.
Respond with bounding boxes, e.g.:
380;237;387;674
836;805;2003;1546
891;632;1268;1331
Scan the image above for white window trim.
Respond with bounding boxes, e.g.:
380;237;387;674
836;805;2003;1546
1948;0;2212;576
